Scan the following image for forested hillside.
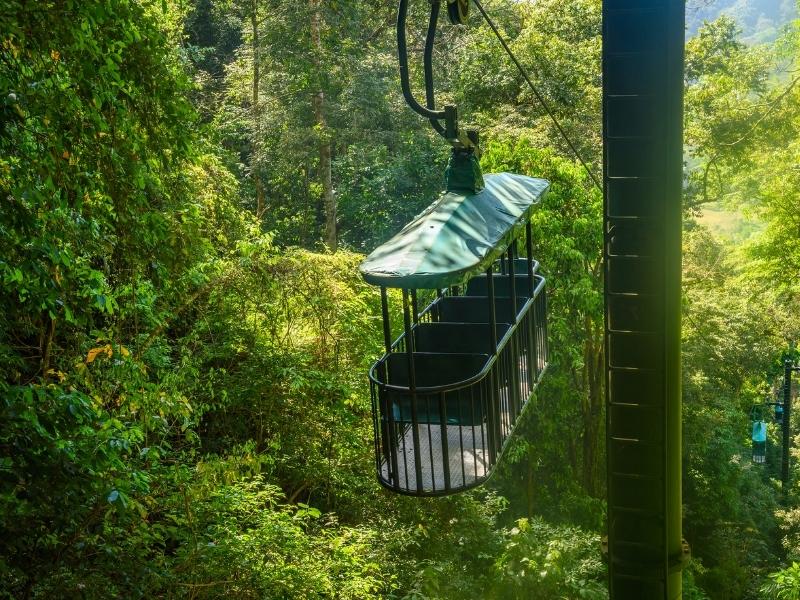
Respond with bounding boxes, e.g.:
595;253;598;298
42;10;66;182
1;0;800;598
688;0;797;41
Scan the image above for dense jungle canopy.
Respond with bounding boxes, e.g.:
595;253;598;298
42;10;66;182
1;0;800;597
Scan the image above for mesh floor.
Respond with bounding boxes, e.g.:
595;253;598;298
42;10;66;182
381;387;517;493
381;421;490;492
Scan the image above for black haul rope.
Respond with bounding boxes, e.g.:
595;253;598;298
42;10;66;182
471;0;602;192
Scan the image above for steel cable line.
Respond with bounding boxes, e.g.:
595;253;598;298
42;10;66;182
471;0;603;192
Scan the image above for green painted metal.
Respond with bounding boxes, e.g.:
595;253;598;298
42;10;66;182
602;0;685;597
444;150;484;193
359;173;549;290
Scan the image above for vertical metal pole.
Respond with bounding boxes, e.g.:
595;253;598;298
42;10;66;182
541;284;548;376
487;267;498;352
403;289;424;492
508;243;521;418
486;267;499;461
603;0;685;597
783;360;793;498
439;391;451;491
525;224;537;386
508;243;518;321
379;287;398;485
381;287;392;356
526;222;535;298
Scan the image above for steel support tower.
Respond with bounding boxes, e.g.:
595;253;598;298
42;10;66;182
603;0;685;597
783;360;799;500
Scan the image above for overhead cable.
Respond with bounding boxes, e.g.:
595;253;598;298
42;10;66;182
472;0;603;193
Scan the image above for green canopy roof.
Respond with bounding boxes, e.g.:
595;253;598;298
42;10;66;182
360;173;550;289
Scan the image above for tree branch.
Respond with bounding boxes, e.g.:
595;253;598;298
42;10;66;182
720;75;800;150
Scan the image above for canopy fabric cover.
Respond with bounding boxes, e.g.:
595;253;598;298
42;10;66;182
360;173;550;289
752;421;767;443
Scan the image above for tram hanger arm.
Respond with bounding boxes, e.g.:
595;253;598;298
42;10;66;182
396;0;476;151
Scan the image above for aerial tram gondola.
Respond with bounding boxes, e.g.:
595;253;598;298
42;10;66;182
359;0;550;496
749;391;790;465
774;402;784;426
750;405;768;464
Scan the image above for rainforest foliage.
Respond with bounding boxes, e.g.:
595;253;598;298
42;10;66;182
1;0;800;598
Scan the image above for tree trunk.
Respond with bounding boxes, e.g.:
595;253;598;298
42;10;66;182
251;0;265;218
582;316;605;496
309;0;336;251
40;315;56;378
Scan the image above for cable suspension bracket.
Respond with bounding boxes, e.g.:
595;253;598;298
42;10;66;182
397;0;478;154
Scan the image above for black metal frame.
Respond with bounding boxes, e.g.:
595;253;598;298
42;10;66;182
602;0;687;595
396;0;475;150
782;360;799;498
368;229;548;496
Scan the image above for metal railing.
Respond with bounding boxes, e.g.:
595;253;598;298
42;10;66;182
369;273;548;496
